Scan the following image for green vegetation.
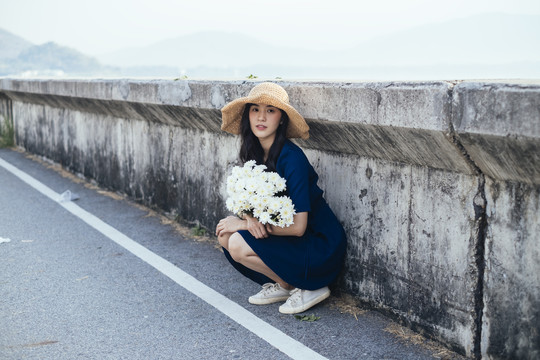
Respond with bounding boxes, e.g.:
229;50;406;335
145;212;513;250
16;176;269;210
294;314;321;322
246;74;258;79
191;223;207;237
0;115;14;148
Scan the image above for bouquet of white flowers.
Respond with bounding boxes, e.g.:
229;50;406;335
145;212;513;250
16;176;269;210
225;160;296;228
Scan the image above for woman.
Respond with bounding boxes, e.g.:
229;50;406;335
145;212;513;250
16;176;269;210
215;82;346;314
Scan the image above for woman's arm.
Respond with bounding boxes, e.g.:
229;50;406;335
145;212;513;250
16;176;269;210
216;212;308;239
215;215;269;239
215;216;243;237
266;212;308;237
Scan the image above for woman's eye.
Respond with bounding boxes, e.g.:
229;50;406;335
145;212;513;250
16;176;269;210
268;109;274;113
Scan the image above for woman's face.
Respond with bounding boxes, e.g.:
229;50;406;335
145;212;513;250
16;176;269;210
248;103;282;144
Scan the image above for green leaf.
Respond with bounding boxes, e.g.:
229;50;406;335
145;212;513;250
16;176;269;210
294;314;320;322
191;224;207;236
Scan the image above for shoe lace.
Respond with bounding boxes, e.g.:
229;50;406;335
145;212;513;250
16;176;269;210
286;288;302;305
261;283;281;295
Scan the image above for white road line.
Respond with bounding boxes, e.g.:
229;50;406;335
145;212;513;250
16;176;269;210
0;156;327;360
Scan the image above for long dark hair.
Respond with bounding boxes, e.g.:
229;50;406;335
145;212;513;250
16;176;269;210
239;103;290;172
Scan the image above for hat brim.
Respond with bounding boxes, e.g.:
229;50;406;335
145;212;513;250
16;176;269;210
221;93;309;139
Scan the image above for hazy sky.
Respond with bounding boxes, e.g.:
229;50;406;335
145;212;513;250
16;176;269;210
1;0;540;56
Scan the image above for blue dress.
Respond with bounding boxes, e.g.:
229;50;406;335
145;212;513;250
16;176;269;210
223;140;347;290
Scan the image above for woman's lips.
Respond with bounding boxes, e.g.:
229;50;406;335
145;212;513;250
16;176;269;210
256;125;267;130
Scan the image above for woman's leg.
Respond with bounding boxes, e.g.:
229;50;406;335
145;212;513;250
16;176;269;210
217;231;232;250
228;232;293;290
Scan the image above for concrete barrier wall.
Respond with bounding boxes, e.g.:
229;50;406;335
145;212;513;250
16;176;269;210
1;79;538;359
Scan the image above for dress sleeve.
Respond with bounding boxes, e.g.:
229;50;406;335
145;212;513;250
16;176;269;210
279;148;311;213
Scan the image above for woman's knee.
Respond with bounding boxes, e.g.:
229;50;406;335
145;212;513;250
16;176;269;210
217;232;230;250
228;232;248;262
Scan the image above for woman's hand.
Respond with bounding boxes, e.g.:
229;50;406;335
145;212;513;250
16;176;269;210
245;214;268;239
266;224;276;234
215;216;244;237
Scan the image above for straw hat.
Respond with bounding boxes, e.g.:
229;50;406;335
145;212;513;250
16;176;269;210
221;82;309;139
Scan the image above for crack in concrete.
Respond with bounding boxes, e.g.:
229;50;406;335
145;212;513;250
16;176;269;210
447;83;488;359
472;175;488;360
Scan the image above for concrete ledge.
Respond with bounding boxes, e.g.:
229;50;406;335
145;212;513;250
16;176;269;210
1;78;539;358
1;80;474;174
453;81;540;184
297;120;473;173
1;91;223;132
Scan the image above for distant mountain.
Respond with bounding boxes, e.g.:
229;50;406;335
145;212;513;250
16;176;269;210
0;40;118;77
96;13;540;72
97;31;321;68
16;42;103;72
0;26;176;78
2;12;539;80
0;28;33;59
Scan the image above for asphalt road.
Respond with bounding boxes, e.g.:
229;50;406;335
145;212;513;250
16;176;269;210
0;148;463;360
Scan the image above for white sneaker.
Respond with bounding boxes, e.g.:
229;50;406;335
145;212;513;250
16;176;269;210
278;287;330;314
249;283;291;305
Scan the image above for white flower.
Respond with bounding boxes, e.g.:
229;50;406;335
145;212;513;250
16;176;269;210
259;211;271;224
231;167;242;178
251;195;262;209
274;177;286;192
235;179;246;193
226;197;235;211
267;198;281;213
253;207;263;218
224;161;296;228
245;179;258;194
253;164;266;175
257;187;271;197
239;192;249;202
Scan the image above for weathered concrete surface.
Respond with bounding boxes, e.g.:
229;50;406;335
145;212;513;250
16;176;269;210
1;78;539;358
310;150;479;354
0;93;13;143
482;179;540;359
9;100;236;227
451;81;540;359
453;82;540;184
